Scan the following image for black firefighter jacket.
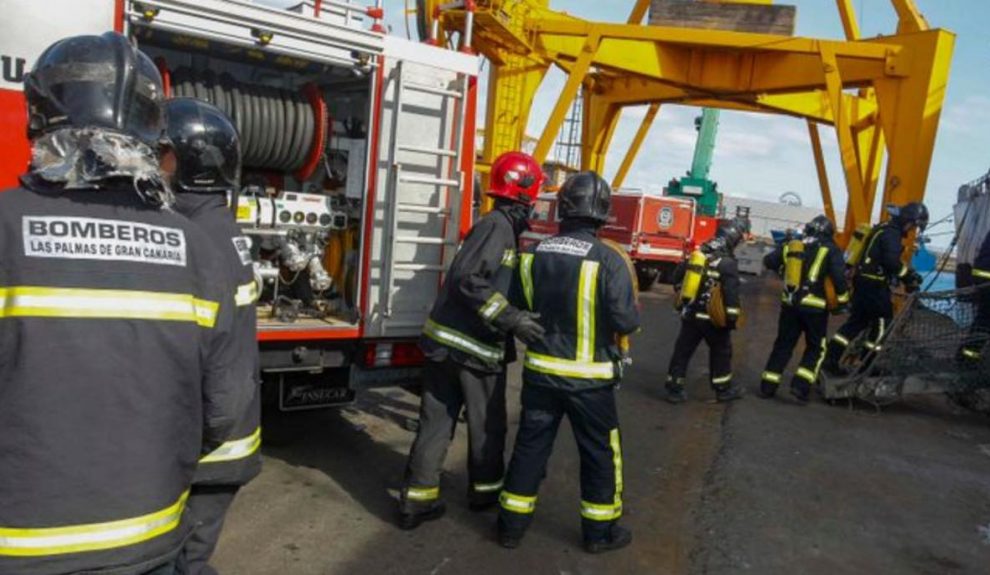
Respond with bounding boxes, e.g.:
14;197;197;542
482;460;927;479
973;231;990;284
516;224;640;391
764;239;850;312
421;204;528;373
0;179;247;575
674;252;743;327
855;223;909;306
175;193;262;487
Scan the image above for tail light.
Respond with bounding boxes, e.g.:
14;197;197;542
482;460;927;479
362;341;425;368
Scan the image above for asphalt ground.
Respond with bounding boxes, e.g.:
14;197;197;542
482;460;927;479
214;277;990;574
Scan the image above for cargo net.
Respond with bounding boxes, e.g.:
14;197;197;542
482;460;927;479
838;283;990;413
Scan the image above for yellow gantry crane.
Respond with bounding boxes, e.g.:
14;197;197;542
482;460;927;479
421;0;954;241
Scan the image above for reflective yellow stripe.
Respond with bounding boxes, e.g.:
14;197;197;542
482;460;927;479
406;486;440;502
501;249;518;268
524;351;615;380
712;373;733;385
611;428;623;506
234;281;259;307
0;286;218;328
580;501;622;521
808;247;829;283
861;273;885;281
796;367;817;383
423;319;504;362
695;313;712;320
726;307;741;316
897;264;909;278
833;334;850;347
837;291;850;304
813;337;828;378
519;253;535;310
200;427;261;464
864;342;883;352
577;261;600;362
973;268;990;280
473;479;504;493
762;371;782;384
872;317;886;346
801;295;828;309
962;348;981;360
499;491;536;514
0;490;189;557
479;292;509;321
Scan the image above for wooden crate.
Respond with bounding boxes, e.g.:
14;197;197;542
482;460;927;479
649;0;797;36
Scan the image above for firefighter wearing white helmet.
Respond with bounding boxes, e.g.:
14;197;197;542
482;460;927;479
0;33;246;575
398;151;547;530
665;219;746;404
497;171;640;554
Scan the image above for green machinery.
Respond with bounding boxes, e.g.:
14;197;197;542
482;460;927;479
666;108;722;217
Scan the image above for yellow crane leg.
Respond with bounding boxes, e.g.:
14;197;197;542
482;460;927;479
582;99;622;174
821;44;869;231
890;0;929;33
807;121;839;237
835;0;862;40
532;36;600;163
627;0;651;24
613;103;660;190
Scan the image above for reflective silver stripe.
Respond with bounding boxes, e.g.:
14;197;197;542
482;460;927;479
898;264;909;278
726;307;741;316
479;292;508;321
796;367;817;383
762;371;782;384
499;492;536;514
833;334;851;347
524;351;615;380
501;249;518;268
519;253;535;310
235;281;259;307
200;427;261;464
962;348;981;360
808;247;829;283
406;486;440;501
577;261;600;362
0;491;189;557
473;479;504;493
801;295;827;309
973;268;990;280
580;501;622;521
696;313;712;320
423;319;504;362
712;373;733;385
837;291;851;304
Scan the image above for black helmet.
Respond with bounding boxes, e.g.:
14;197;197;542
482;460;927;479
804;214;836;241
558;171;611;223
163;98;241;193
24;32;164;146
715;219;744;252
887;202;930;233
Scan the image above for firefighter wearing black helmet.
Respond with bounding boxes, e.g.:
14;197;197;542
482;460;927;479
497;172;640;554
822;202;928;375
0;33;246;575
161;98;261;575
665;220;746;404
758;215;850;402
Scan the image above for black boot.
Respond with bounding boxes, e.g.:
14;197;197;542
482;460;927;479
758;382;778;399
715;385;743;403
397;502;446;530
790;381;810;404
583;524;632;554
665;377;688;404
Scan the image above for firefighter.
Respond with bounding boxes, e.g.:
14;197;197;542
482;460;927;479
497;172;640;554
758;215;850;402
664;220;746;403
398;151;547;530
0;33;246;575
959;229;990;363
161;98;262;575
822;203;927;375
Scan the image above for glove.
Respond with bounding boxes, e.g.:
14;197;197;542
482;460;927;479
510;311;546;347
903;270;923;293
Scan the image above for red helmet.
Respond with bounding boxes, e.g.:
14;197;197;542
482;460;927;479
487;151;544;205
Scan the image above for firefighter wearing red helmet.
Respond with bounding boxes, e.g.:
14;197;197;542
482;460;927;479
398;151;547;529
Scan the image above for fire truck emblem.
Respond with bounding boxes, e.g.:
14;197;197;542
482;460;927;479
658;207;674;229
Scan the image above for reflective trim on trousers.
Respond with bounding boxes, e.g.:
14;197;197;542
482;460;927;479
580;501;622;522
235;281;259;307
499;491;536;514
472;479;505;493
0;491;189;557
200;427;262;464
796;367;817;383
832;334;850;347
712;373;733;385
974;268;990;280
423;319;504;362
962;348;982;360
524;352;615;380
800;295;827;310
762;371;782;384
0;286;219;328
406;486;440;502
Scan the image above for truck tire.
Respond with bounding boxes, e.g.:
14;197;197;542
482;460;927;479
636;266;659;292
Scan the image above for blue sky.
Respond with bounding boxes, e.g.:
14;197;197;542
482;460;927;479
263;1;988;242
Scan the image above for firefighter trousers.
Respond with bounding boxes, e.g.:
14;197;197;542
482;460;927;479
825;284;893;369
667;317;734;390
960;287;990;361
401;358;507;513
761;306;828;391
498;384;623;543
177;485;239;575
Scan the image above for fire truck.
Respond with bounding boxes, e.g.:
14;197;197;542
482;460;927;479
0;0;479;410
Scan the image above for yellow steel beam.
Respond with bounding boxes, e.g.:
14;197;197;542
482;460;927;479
533;35;600;163
890;0;930;34
583;99;622;174
807;121;838;231
627;0;651;24
821;43;869;229
835;0;862;40
613;103;660;190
